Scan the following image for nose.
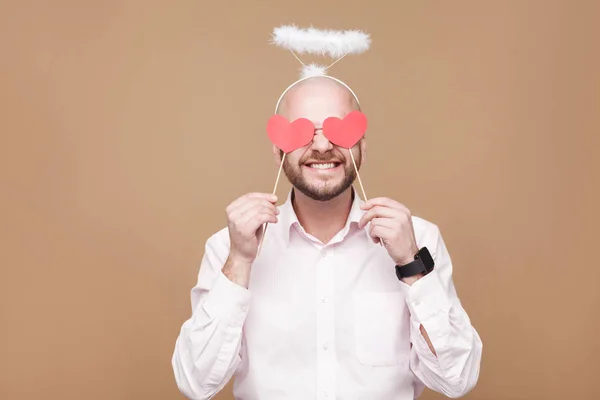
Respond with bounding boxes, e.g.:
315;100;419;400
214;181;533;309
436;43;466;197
311;129;334;153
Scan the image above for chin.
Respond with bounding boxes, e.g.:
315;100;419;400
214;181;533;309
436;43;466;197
303;190;341;202
304;178;343;191
301;182;349;201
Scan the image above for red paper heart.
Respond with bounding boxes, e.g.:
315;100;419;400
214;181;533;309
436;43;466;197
266;115;314;153
322;111;367;149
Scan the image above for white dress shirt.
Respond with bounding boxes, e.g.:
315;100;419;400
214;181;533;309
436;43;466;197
172;189;482;400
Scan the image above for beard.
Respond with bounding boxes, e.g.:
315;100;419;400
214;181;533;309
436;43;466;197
282;148;361;202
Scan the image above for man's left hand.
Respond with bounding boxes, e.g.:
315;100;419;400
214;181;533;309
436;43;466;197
358;197;419;266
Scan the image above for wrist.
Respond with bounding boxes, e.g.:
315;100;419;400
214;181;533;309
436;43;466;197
228;250;255;267
401;273;424;286
394;246;419;266
394;256;415;266
222;254;253;288
395;247;435;282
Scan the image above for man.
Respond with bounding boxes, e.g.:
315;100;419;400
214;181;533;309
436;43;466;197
172;76;482;399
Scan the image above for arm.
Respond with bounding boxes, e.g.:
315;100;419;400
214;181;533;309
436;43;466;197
172;233;251;400
405;225;483;398
359;197;482;398
172;192;278;399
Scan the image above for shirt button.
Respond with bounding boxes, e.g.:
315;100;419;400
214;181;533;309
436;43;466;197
323;342;329;350
321;296;328;303
321;251;328;258
324;390;329;397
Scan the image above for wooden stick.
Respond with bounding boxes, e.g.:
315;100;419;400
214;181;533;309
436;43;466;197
272;153;286;195
349;150;383;246
257;153;286;256
349;151;368;201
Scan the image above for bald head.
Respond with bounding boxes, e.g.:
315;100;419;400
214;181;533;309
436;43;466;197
276;76;360;121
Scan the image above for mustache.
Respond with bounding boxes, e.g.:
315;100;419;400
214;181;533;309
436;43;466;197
299;151;345;164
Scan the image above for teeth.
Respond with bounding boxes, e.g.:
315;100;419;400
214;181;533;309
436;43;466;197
310;163;336;169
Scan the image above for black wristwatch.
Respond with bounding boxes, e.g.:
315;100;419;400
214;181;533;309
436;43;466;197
395;247;435;280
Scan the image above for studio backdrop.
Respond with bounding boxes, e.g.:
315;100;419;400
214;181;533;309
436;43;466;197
1;1;598;399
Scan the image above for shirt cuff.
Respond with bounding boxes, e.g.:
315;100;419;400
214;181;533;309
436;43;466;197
200;271;251;326
406;269;452;323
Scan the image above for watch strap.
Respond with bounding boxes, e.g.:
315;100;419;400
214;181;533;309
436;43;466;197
395;258;428;280
395;247;435;280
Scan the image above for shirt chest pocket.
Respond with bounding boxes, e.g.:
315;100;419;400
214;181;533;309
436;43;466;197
352;291;411;367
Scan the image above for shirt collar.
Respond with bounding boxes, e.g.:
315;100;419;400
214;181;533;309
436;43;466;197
278;187;366;247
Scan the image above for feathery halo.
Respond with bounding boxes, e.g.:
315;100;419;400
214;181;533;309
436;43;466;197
271;25;371;59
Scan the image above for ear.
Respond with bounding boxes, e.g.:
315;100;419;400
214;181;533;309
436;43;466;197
273;144;283;167
359;137;367;165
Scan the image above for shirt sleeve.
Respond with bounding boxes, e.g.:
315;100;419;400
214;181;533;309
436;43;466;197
172;230;251;400
406;223;483;398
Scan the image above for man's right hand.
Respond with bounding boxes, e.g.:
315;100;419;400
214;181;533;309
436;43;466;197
222;192;279;288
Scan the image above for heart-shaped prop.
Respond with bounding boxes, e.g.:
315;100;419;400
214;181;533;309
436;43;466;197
322;110;367;149
259;115;314;256
266;115;314;153
322;110;372;225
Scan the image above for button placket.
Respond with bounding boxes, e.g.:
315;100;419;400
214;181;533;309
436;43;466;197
316;245;336;399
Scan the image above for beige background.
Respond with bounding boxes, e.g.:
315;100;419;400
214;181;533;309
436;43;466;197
1;1;599;399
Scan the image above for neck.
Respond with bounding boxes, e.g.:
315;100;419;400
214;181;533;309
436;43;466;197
292;187;354;244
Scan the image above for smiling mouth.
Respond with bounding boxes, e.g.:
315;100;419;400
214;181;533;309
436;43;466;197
305;162;341;170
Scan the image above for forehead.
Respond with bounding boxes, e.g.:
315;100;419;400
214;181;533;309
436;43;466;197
278;78;356;124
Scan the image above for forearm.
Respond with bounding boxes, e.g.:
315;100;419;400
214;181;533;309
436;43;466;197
173;270;251;399
410;304;482;398
406;271;482;397
402;273;438;356
419;324;437;356
172;311;241;400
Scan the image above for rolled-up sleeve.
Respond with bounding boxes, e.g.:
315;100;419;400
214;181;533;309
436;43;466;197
172;230;251;400
407;224;483;398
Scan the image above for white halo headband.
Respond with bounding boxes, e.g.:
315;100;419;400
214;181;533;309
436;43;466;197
270;25;371;113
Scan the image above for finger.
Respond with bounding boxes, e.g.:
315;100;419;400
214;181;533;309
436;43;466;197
242;212;278;236
227;192;278;213
369;217;397;229
229;199;279;219
369;223;381;244
240;205;279;226
358;206;401;228
237;199;279;223
227;193;277;214
361;197;409;213
231;199;279;221
369;224;395;244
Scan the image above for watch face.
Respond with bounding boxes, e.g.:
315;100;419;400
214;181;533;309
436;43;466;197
419;247;435;270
